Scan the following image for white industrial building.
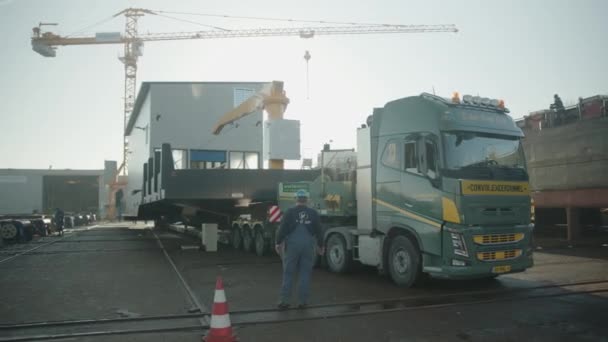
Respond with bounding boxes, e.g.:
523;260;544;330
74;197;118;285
0;167;112;216
124;81;271;216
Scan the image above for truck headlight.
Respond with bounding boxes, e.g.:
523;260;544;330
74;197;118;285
451;232;469;257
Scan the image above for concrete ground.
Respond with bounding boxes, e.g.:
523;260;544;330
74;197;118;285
1;223;607;342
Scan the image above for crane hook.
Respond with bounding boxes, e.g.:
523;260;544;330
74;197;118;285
304;50;311;99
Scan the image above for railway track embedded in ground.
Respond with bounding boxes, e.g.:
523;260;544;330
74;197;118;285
1;279;607;341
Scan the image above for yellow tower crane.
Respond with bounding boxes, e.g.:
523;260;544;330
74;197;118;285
31;7;457;173
31;8;457;220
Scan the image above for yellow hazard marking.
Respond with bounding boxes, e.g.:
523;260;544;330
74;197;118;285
373;198;441;229
492;265;512;274
477;249;522;261
473;233;524;245
461;180;530;196
441;197;461;224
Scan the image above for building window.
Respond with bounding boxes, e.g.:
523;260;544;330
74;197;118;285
191;161;225;169
229;151;259;169
234;88;255;107
172;149;187;170
190;150;226;169
404;141;418;173
245;152;259;169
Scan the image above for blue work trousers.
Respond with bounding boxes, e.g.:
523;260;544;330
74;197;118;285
280;225;315;305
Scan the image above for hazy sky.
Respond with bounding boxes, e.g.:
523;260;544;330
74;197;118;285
0;0;606;170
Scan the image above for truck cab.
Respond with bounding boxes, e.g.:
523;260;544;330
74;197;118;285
312;93;534;286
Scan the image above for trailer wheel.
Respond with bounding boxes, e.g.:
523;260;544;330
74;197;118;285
0;223;18;240
254;229;268;256
387;235;421;287
231;225;243;250
325;233;352;273
242;226;254;253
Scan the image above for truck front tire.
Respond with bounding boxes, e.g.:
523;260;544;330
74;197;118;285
325;233;352;273
387;235;422;287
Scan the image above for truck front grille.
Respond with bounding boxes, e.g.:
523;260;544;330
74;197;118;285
477;249;522;261
473;233;524;245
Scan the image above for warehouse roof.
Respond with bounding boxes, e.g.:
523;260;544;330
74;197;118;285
125;81;268;136
0;169;103;176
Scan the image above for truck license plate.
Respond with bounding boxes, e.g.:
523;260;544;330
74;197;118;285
492;265;512;274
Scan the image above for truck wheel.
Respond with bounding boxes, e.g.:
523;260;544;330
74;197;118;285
388;235;422;287
242;226;254;253
254;229;267;256
231;226;242;250
325;233;352;273
0;223;18;240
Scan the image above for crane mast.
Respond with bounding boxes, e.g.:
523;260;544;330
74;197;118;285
118;9;153;172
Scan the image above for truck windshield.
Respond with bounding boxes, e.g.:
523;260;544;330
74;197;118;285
442;132;527;179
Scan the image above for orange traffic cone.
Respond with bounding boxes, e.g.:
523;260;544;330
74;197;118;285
203;276;238;342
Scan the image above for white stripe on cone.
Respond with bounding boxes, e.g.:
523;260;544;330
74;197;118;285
213;289;226;303
210;313;232;329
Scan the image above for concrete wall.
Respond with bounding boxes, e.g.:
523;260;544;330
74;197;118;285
125;82;267;217
523;116;608;191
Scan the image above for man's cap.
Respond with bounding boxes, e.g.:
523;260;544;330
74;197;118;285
294;189;309;198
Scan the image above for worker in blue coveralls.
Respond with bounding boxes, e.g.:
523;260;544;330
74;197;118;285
275;189;324;309
54;208;64;236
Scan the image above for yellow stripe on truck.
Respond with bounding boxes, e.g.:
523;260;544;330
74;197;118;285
461;180;530;196
374;198;441;229
441;197;461;224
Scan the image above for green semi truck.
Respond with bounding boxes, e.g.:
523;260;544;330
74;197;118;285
139;92;534;287
277;92;534;286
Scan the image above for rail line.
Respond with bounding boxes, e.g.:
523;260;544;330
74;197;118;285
1;280;607;341
46;238;158;242
191;259;282;268
0;226;105;263
151;229;210;327
0;235;70;264
0;248;162;256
